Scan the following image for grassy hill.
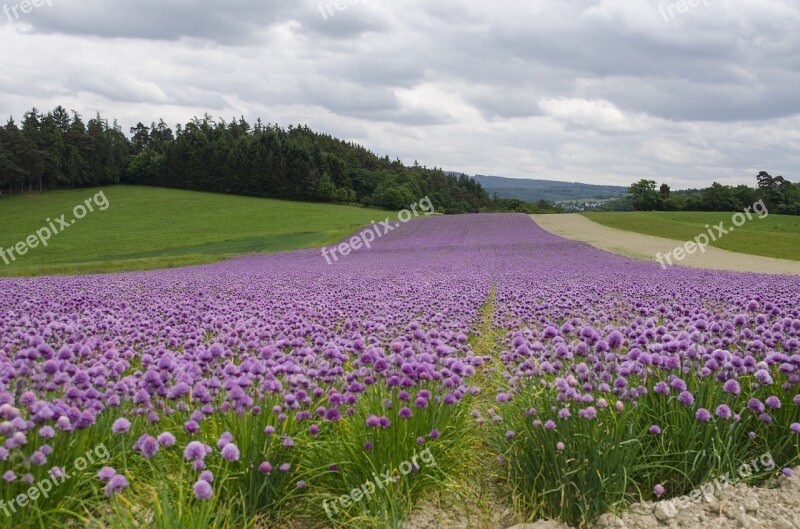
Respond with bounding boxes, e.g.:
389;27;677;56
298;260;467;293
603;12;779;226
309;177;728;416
583;211;800;261
472;174;628;203
0;186;386;276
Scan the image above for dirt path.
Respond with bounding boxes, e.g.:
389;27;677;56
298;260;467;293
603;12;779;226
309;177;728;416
530;214;800;276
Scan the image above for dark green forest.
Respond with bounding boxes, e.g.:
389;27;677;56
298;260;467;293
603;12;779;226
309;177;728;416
0;106;559;214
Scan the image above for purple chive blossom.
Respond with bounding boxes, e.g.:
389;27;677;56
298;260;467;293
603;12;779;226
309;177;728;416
715;404;732;419
790;423;800;434
544;420;556;430
104;474;129;497
221;443;240;462
324;409;342;422
158;432;176;447
200;471;214;483
137;435;159;458
183;441;209;461
754;369;773;385
193;480;213;500
748;398;765;413
696;408;712;422
783;468;794;478
366;415;380;428
112;418;131;434
723;379;741;396
556;442;565;451
363;441;373;451
649;425;662;435
654;484;665;497
654;382;670;395
98;466;117;481
39;426;55;439
765;396;781;409
399;407;413;419
678;391;695;406
216;432;234;450
279;463;291;473
258;461;272;474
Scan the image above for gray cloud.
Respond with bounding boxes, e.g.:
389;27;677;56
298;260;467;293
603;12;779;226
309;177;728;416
1;0;798;187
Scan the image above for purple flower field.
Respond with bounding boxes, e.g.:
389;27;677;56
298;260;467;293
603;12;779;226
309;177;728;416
1;213;798;528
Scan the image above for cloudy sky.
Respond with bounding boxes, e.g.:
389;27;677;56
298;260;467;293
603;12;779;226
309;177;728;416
1;0;798;188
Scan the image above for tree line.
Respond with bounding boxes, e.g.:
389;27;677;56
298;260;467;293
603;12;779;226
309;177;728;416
0;107;128;195
0;106;559;215
611;173;800;215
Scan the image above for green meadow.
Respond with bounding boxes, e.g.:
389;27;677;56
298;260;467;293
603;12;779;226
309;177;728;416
583;211;800;261
0;186;385;276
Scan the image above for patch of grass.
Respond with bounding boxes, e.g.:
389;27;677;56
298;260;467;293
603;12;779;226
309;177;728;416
0;186;387;276
490;371;800;528
301;384;475;529
583;211;800;261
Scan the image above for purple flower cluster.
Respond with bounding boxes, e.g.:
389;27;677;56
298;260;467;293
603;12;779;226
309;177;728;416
484;216;800;439
0;215;499;497
0;213;798;499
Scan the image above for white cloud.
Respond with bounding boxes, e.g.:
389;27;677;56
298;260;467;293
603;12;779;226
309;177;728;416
1;0;798;187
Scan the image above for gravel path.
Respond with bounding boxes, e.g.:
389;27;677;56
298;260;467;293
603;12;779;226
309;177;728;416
592;467;800;529
530;214;800;276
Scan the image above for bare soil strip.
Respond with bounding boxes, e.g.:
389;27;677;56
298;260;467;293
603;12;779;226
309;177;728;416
530;214;800;276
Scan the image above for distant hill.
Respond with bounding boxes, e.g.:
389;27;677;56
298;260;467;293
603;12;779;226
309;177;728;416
466;174;628;203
